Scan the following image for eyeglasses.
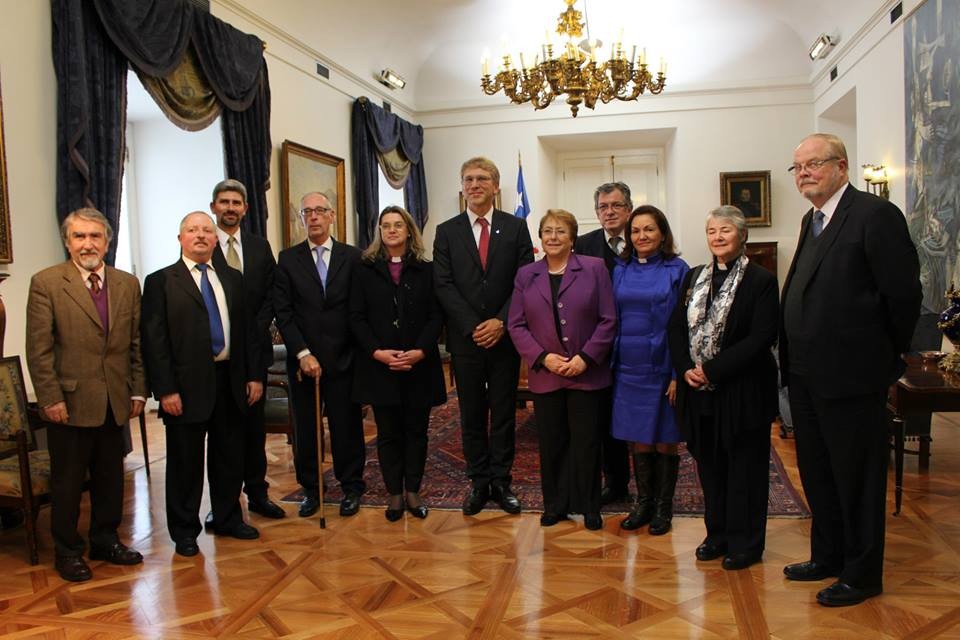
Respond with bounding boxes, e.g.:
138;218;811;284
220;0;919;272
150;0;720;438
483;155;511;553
379;222;406;231
300;206;333;217
787;157;839;174
596;202;629;213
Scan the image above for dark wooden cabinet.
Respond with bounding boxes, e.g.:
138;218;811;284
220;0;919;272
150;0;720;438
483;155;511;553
745;241;777;275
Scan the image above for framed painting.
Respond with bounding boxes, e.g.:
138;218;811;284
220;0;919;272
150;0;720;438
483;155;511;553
0;72;12;263
720;170;772;228
280;140;346;247
0;356;32;447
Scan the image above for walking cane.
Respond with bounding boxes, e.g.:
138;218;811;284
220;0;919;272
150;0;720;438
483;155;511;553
313;374;326;529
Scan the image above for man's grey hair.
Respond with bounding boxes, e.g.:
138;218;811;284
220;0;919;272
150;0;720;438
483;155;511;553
706;205;748;243
300;191;334;210
61;207;114;244
212;178;248;203
179;211;215;233
593;182;633;210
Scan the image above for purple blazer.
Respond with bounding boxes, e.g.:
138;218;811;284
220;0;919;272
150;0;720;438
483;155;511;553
508;253;616;393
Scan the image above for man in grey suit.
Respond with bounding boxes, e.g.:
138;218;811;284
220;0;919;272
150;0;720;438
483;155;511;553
26;208;147;581
780;133;921;606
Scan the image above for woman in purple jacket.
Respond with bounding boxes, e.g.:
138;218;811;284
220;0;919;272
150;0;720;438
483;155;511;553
508;209;616;530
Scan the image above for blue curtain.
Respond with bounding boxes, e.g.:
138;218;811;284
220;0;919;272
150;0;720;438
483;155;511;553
351;98;428;248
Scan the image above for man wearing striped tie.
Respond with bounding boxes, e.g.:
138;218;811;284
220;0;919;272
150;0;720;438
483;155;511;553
141;212;264;557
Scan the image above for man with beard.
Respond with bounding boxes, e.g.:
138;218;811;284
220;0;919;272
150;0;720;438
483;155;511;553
26;208;147;581
141;212;263;557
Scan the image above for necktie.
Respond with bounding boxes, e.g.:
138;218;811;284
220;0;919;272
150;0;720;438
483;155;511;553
88;272;101;294
608;236;622;255
314;246;328;290
812;210;825;238
477;217;490;270
196;263;226;356
226;236;242;271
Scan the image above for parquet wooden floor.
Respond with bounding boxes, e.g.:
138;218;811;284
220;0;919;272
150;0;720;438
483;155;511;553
1;411;960;639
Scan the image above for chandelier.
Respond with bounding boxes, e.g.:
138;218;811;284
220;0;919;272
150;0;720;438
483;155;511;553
480;0;667;117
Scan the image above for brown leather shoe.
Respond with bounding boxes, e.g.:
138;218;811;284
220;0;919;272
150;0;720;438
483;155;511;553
55;555;92;582
89;542;144;565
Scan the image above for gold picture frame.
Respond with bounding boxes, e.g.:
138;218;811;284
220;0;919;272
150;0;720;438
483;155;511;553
720;170;772;228
280;140;346;247
0;72;13;263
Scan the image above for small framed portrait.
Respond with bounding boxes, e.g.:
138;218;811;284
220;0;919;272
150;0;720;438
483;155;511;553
720;170;772;227
280;140;346;247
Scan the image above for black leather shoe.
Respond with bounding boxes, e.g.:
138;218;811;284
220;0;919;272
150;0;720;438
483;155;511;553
584;513;603;531
55;555;92;582
816;581;882;607
407;505;428;519
539;512;568;527
385;507;404;521
299;496;320;518
89;542;143;565
491;485;522;514
783;560;841;582
599;486;629;506
462;486;490;516
212;522;260;540
722;551;762;571
174;539;200;557
695;541;728;562
248;498;286;519
340;493;361;517
203;510;214;532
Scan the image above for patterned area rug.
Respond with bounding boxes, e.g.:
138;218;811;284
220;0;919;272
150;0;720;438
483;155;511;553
283;394;810;517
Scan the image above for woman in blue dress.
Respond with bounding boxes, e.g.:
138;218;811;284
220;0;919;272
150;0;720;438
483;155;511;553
612;206;689;534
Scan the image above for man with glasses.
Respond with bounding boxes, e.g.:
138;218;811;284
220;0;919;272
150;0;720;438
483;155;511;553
573;182;633;505
275;192;366;519
780;133;921;606
434;157;533;515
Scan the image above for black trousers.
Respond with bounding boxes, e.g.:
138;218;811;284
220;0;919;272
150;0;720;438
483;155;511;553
596;386;630;491
47;411;124;557
450;346;520;489
789;375;888;589
691;417;770;556
289;370;365;498
532;388;602;515
241;398;269;501
165;363;244;543
372;404;430;494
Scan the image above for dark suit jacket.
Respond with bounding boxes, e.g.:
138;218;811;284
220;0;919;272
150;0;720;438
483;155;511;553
213;230;276;380
141;259;253;424
433;209;534;354
274;239;361;376
574;228;621;274
348;256;447;407
779;184;922;398
26;262;147;427
669;261;779;451
507;254;616;393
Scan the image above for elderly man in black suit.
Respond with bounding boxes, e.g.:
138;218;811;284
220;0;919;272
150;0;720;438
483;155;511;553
434;156;534;515
573;181;634;505
780;133;921;606
274;192;366;518
141;212;264;557
209;179;284;522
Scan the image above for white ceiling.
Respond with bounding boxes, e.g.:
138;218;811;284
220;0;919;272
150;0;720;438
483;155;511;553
128;0;892;120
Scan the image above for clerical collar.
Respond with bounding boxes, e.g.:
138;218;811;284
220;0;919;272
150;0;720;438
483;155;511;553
390;256;403;263
636;252;662;265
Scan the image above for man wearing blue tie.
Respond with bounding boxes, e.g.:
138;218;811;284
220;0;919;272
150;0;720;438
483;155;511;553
141;212;264;557
274;192;366;519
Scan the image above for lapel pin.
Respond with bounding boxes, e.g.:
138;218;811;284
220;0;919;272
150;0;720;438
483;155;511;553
495;229;501;234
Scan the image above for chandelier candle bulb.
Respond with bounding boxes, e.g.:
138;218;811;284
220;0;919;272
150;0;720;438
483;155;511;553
631;45;637;64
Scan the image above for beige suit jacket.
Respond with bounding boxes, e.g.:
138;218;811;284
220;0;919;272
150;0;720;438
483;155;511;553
26;261;147;427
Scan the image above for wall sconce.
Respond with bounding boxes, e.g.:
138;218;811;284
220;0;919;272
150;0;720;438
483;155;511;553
378;69;406;90
862;164;890;200
808;33;836;60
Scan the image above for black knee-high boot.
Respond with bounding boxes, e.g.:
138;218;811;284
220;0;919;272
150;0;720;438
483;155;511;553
649;453;680;535
620;452;655;530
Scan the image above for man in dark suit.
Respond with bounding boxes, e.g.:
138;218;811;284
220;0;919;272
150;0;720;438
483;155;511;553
141;212;264;557
274;192;366;518
573;181;633;505
780;133;921;606
434;156;534;515
26;208;147;581
209;179;284;521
